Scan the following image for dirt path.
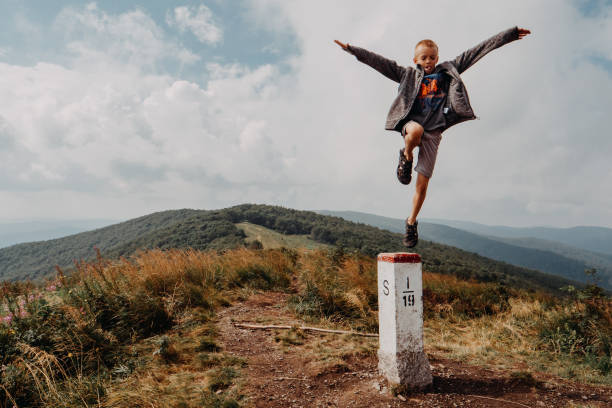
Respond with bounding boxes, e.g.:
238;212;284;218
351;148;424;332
217;292;612;408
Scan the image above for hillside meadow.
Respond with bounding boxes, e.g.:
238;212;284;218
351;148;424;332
0;247;610;407
0;205;580;297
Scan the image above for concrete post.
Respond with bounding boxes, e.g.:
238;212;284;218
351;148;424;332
377;253;432;388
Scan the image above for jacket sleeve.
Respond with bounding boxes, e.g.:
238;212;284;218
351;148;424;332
452;27;519;74
346;45;406;83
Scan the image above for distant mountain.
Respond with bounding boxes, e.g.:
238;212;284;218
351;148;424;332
318;210;612;289
484;236;612;275
0;219;116;248
0;204;576;295
424;218;612;256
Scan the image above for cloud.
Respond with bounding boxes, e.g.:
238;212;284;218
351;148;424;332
0;0;292;215
0;116;16;148
56;3;199;68
166;5;222;45
0;1;611;228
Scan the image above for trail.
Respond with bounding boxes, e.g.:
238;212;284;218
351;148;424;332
217;291;612;408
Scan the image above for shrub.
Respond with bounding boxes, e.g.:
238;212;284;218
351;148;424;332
289;251;378;332
539;276;612;375
196;336;220;352
67;281;174;342
247;239;263;250
230;260;291;291
423;273;514;318
207;367;238;392
153;335;180;363
201;391;241;408
0;363;34;408
234;265;277;290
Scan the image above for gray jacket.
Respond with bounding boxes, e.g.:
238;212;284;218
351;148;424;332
346;27;520;131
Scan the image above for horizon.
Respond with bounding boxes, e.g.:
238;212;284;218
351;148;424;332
1;205;611;230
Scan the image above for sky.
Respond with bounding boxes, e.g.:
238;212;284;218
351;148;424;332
0;0;611;228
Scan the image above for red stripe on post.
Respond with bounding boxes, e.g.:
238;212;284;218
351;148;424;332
377;253;421;263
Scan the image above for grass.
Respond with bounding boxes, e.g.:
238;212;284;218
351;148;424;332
425;296;612;385
274;326;307;346
288;248;379;332
0;246;610;407
236;222;331;250
271;327;377;377
298;333;377;377
0;247;296;407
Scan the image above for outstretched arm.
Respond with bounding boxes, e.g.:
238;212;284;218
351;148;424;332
453;27;531;74
334;40;406;83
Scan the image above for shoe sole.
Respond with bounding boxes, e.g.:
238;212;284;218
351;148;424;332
397;149;412;185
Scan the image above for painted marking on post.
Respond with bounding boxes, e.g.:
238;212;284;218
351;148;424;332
402;276;414;307
377;253;421;264
383;279;390;296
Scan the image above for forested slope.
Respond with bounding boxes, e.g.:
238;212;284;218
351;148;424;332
0;204;577;294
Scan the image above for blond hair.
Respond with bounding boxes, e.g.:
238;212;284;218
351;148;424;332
415;39;438;53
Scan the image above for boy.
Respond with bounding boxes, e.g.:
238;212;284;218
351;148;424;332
335;26;530;247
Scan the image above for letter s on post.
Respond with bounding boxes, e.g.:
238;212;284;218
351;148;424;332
383;279;389;296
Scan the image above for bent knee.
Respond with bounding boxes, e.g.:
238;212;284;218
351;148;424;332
403;121;424;141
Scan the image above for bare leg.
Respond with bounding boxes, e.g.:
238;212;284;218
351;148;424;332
403;122;424;161
408;172;429;225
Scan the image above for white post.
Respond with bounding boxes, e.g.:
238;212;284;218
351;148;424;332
377;253;432;388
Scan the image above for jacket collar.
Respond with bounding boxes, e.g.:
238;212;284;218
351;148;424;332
415;63;451;78
437;61;460;79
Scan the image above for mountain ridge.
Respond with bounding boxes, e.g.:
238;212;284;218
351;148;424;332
317;210;612;289
0;204;577;295
424;217;612;256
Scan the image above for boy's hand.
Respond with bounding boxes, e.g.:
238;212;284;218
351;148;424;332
518;28;531;39
334;40;349;50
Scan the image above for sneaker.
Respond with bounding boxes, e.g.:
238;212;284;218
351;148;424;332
396;148;412;185
403;220;418;248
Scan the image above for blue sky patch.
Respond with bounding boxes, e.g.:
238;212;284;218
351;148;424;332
0;0;299;83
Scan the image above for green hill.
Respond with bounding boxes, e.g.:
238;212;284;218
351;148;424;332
318;210;612;290
0;204;578;294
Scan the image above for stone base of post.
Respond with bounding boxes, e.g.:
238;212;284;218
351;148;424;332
378;349;432;388
377;253;432;389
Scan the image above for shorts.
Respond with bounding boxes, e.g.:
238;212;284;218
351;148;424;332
401;121;442;179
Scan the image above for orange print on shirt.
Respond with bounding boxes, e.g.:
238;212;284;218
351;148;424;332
419;79;439;97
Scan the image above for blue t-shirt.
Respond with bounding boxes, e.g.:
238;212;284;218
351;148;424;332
406;71;449;131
